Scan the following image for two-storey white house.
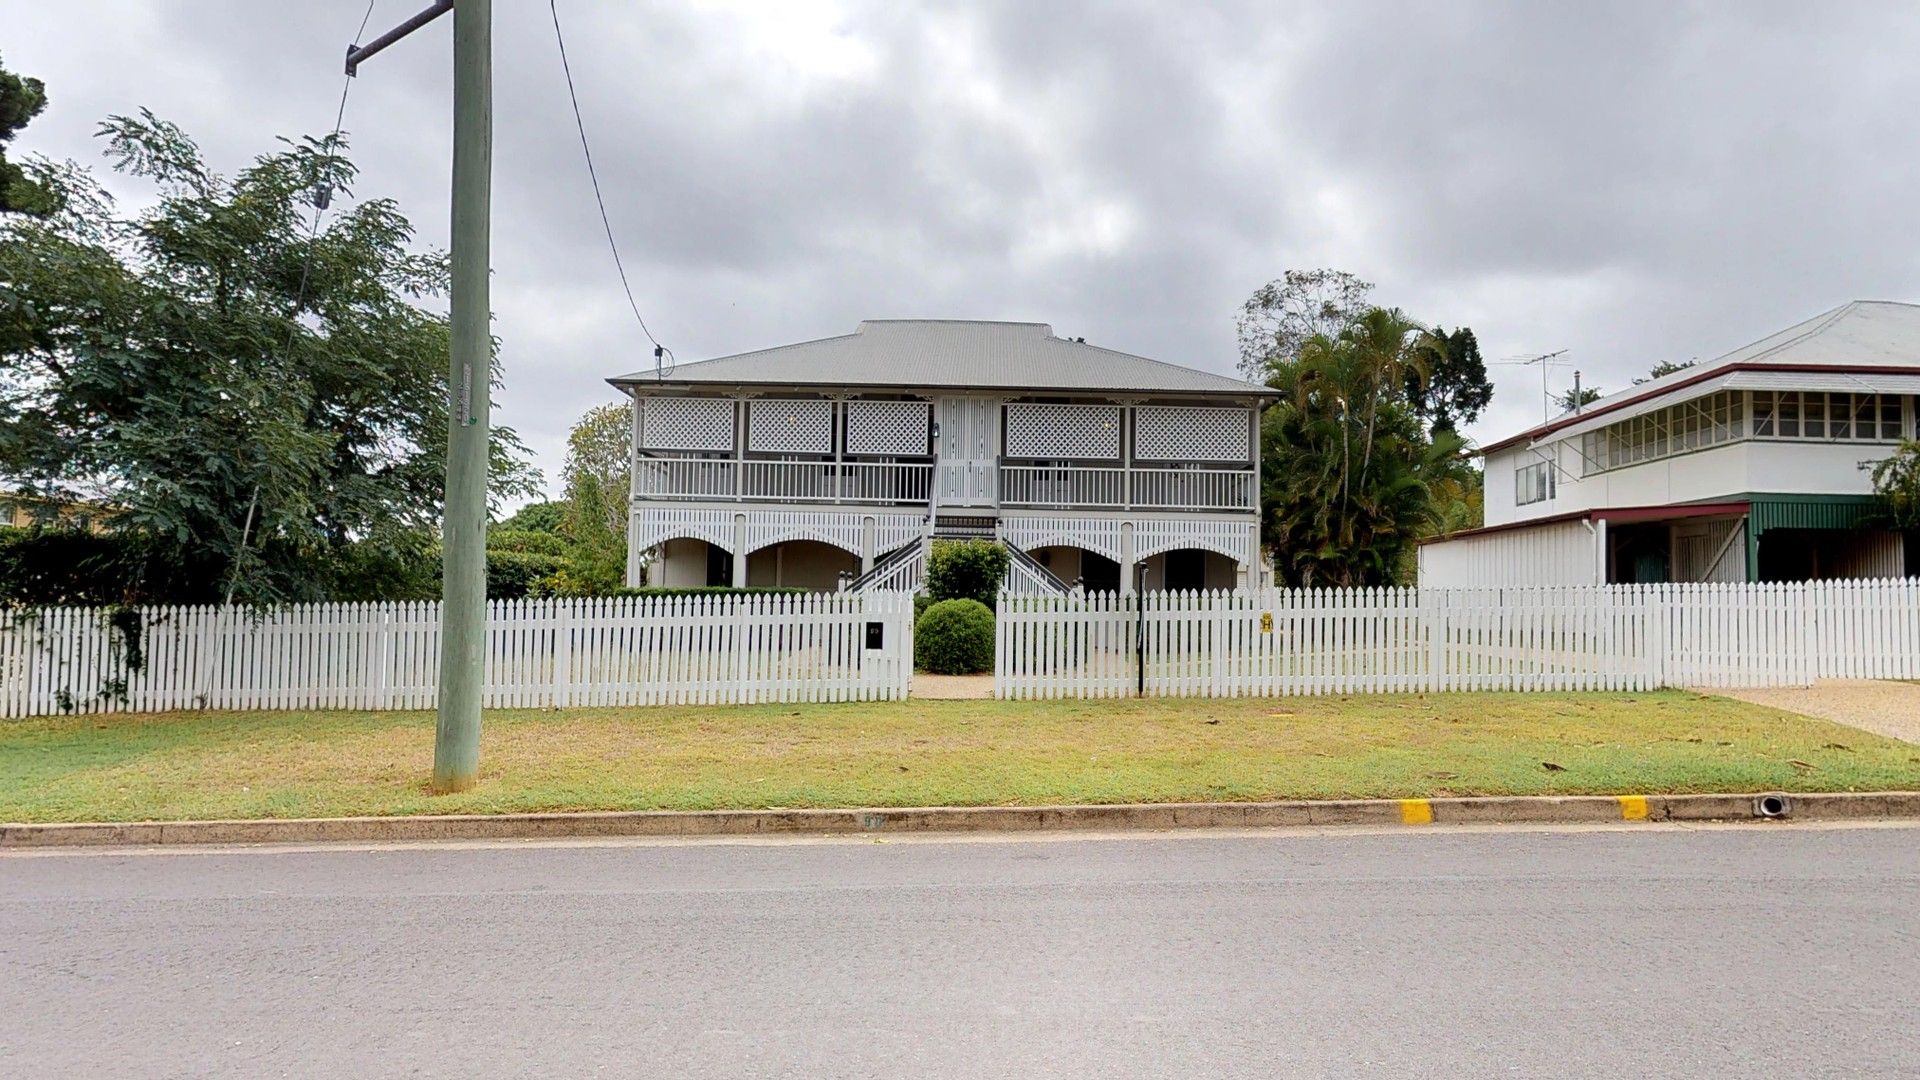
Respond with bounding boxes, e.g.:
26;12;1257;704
1421;300;1920;586
610;319;1276;594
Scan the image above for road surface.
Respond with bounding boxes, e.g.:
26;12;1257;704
4;824;1917;1078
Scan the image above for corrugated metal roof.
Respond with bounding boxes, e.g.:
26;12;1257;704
1485;300;1920;452
609;320;1275;397
1748;495;1883;534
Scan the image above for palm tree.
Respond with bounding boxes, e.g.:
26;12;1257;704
1260;307;1450;587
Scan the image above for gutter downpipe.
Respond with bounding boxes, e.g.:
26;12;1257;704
1584;517;1607;585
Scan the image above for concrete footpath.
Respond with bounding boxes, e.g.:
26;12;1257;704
6;789;1919;848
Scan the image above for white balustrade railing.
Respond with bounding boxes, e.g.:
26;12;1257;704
636;456;931;505
741;460;838;501
634;457;737;498
999;466;1126;508
839;461;933;503
1130;468;1256;511
636;457;1253;511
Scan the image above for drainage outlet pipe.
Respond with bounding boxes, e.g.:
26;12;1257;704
1753;793;1792;819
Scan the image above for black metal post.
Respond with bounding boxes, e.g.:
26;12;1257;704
1135;565;1147;696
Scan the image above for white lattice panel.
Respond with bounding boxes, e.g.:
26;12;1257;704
1135;406;1249;462
999;516;1124;562
748;399;835;454
846;400;930;456
1005;403;1122;460
641;397;735;452
1133;518;1254;563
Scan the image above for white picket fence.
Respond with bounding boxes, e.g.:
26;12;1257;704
0;592;916;718
996;580;1920;699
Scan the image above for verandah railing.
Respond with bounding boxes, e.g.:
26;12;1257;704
635;458;934;505
995;579;1920;699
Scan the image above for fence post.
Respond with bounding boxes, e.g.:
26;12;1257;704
551;598;574;709
1427;589;1446;692
1800;580;1816;686
1649;583;1667;689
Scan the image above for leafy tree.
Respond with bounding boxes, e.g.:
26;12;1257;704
1236;268;1374;379
926;539;1008;607
498;499;566;534
0;53;54;215
1406;326;1491;433
552;401;632;595
1555;385;1604;413
0;111;539;604
1635;359;1695;385
1869;440;1920;530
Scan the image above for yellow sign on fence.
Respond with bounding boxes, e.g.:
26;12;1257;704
1260;612;1273;634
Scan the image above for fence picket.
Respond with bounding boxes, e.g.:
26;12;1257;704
0;592;917;717
983;580;1910;702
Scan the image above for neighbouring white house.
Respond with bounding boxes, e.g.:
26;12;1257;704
609;319;1278;594
1420;300;1920;587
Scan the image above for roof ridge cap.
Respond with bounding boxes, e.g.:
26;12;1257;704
1712;300;1855;369
1067;337;1264;389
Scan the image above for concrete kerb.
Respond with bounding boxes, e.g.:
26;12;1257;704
6;791;1920;849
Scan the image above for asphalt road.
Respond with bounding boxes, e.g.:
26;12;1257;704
3;824;1917;1079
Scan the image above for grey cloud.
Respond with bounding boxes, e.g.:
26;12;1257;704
11;1;1920;488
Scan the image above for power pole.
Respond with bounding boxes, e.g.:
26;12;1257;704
436;0;492;793
347;0;491;793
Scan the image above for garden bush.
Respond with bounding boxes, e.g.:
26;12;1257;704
485;528;569;557
925;539;1008;607
485;550;568;599
914;597;994;674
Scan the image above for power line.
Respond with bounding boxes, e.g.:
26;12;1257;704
548;0;675;377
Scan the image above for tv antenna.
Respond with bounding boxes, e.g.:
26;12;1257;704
1498;349;1570;424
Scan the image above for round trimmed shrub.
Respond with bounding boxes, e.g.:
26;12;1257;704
914;598;994;674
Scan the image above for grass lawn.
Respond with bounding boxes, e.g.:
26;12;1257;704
3;691;1917;823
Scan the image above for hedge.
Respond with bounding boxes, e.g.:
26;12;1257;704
925;539;1009;607
914;597;994;674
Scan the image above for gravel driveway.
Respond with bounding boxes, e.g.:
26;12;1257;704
1706;679;1920;745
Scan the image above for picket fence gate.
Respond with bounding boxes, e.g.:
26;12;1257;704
996;579;1920;699
0;592;915;718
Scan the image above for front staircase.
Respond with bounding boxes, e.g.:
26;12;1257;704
931;513;996;540
840;513;1071;596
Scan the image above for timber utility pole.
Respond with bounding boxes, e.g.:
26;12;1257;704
347;0;492;792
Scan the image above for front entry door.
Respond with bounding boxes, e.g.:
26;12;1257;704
936;396;999;506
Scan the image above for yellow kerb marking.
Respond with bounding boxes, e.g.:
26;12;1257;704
1399;798;1434;825
1618;795;1649;820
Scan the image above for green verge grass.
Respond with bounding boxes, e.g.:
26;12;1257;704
3;691;1917;823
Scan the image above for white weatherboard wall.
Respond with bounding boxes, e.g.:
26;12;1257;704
1417;519;1600;587
0;593;915;718
995;580;1920;699
1489;437;1903;527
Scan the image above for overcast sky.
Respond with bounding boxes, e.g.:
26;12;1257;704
11;1;1920;496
